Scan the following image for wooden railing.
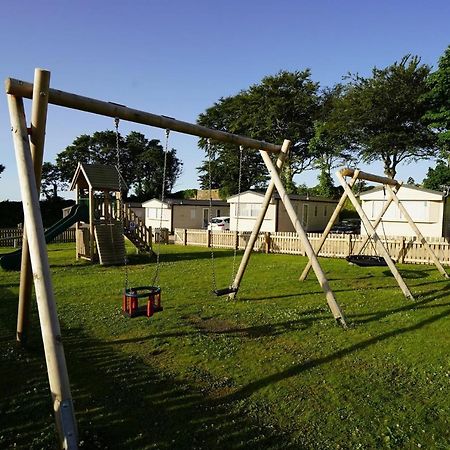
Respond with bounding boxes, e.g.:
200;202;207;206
121;203;152;249
174;228;450;266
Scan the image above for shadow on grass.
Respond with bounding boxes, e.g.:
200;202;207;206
221;306;450;404
349;282;450;326
106;307;328;345
0;293;291;449
381;268;432;279
125;249;239;266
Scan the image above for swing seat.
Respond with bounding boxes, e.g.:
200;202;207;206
213;287;237;296
122;286;163;318
346;255;388;267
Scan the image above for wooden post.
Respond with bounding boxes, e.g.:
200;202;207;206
183;228;187;246
399;236;406;264
234;231;239;250
103;190;110;220
335;170;414;300
299;171;358;281
16;69;50;345
207;229;211;248
228;140;291;299
261;151;347;327
75;184;80;260
385;184;449;278
8;94;78;449
347;234;352;257
265;232;271;254
89;187;95;261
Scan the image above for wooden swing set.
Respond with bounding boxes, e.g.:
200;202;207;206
6;68;345;449
299;168;449;300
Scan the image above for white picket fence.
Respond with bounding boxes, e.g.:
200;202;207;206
174;228;450;266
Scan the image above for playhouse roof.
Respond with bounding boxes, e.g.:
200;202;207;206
70;163;127;192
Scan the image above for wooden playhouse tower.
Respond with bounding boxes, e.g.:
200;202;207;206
70;162;152;265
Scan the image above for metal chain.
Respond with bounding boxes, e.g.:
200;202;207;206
230;145;243;286
152;129;170;286
207;139;217;292
114;118;128;290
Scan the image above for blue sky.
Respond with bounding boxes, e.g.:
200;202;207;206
1;0;449;201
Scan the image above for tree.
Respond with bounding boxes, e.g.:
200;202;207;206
308;84;359;197
309;85;358;174
423;45;450;160
56;131;132;185
312;170;340;199
328;55;436;178
41;162;64;199
422;161;450;191
131;137;183;201
197;70;321;194
56;130;182;200
0;164;4;178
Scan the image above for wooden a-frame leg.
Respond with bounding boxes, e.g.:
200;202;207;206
299;171;359;281
261;151;347;327
335;170;414;301
8;94;78;449
228;139;291;299
385;184;449;278
17;68;50;345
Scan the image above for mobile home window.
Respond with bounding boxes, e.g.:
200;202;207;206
147;207;159;219
324;205;328;216
238;203;260;217
314;205;318;217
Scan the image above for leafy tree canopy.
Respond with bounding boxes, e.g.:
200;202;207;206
422;161;450;191
423;45;450;159
309;84;358;175
327;55;436;178
197;70;321;194
41;162;64;200
0;164;4;178
55;130;182;201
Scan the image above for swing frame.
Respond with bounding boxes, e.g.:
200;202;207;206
299;168;449;301
5;69;346;449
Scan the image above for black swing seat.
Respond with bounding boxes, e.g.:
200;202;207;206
213;287;237;297
346;255;388;267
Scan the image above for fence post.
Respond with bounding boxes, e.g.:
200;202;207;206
234;231;239;250
399;236;406;264
265;232;271;254
207;229;211;248
183;228;187;246
347;234;352;257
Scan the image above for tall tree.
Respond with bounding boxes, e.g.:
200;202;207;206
55;130;182;200
56;131;131;185
328;55;436;178
423;45;450;160
0;164;4;178
41;162;64;199
309;84;359;192
132;137;183;201
197;70;321;194
422;161;450;191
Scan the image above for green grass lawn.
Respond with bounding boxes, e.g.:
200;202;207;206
0;242;449;449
